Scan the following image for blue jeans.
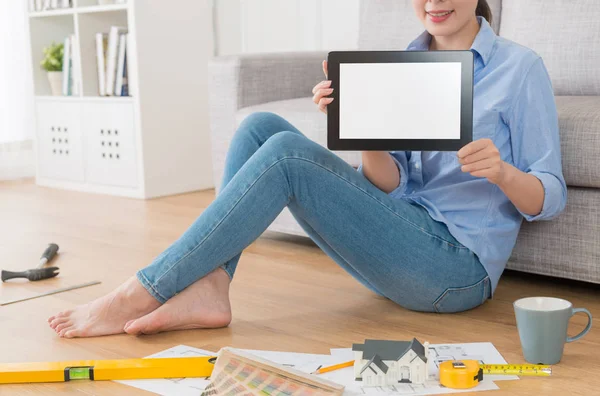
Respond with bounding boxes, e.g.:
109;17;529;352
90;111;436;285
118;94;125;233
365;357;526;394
137;112;490;313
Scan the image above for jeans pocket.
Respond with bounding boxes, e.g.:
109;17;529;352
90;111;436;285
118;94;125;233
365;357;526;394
433;277;490;313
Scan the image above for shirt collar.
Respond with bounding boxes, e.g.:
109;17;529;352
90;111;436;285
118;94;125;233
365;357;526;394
406;16;496;66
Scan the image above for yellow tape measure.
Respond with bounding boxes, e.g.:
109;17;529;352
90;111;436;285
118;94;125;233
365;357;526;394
440;360;551;389
481;363;552;376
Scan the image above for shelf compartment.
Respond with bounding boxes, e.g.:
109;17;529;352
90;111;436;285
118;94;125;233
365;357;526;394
29;14;75;96
77;9;129;97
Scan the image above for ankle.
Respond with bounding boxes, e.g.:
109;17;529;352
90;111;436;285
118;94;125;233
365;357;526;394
214;267;232;284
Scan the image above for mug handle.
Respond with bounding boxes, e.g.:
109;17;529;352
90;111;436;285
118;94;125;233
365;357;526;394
566;308;593;343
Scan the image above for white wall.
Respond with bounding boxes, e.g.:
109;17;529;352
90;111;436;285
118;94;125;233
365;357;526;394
216;0;360;55
0;0;35;180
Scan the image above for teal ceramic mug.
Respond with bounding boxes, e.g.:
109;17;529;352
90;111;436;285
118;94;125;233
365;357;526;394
514;297;592;365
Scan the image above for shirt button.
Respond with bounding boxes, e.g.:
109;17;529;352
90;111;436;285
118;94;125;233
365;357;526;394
415;164;421;170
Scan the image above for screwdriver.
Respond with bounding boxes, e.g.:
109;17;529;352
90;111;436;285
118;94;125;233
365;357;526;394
1;243;60;282
36;243;59;269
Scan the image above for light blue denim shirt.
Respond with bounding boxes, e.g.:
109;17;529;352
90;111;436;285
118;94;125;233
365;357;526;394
358;17;567;294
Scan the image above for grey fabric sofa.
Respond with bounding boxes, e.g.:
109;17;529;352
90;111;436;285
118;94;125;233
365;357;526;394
208;0;600;285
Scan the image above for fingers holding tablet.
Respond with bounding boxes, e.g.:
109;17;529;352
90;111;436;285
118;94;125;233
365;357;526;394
312;80;334;114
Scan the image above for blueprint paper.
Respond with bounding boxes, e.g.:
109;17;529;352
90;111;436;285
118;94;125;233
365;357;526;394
116;343;513;395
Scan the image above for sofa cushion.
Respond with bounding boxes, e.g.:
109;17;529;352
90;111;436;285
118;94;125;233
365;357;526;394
556;96;600;188
500;0;600;95
236;97;362;167
358;0;502;50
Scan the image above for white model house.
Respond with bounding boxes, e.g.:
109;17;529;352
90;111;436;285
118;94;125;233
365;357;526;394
353;339;429;386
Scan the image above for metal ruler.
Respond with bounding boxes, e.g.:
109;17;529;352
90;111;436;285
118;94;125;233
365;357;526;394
0;281;101;306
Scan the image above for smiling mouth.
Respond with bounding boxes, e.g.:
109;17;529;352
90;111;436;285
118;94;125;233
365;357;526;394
427;10;454;17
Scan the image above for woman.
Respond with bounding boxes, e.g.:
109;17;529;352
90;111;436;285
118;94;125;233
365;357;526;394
48;0;566;338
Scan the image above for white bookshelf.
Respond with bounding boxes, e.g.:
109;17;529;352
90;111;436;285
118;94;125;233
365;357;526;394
27;0;215;198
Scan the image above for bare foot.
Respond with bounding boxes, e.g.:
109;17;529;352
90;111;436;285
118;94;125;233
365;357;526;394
47;276;161;338
124;268;232;335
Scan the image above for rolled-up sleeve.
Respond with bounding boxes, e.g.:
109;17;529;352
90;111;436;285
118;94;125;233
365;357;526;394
357;151;411;198
507;57;567;221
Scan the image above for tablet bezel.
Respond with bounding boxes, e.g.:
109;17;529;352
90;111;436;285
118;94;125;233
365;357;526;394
327;50;473;151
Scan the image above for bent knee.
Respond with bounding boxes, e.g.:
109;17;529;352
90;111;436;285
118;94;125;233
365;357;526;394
239;112;285;128
236;112;297;143
262;131;314;155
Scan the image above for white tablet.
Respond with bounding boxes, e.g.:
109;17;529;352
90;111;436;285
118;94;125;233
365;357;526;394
327;51;473;151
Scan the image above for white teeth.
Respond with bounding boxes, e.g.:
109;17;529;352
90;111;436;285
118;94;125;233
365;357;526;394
429;11;452;17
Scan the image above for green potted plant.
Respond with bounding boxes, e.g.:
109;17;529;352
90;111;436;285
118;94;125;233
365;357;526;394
41;42;64;96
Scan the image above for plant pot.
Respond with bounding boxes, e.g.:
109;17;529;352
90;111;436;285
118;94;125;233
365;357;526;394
47;71;63;96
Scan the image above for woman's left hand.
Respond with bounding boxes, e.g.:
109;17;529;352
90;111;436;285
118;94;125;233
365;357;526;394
457;138;507;185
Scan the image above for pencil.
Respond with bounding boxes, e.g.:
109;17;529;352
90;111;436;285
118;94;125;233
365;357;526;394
313;360;354;375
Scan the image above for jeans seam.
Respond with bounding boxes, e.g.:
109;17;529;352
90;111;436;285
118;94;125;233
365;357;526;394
152;156;293;287
432;275;489;313
137;271;168;304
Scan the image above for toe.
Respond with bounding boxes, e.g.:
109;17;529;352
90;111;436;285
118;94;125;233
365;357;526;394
47;315;55;323
63;329;80;338
50;316;69;329
124;319;144;335
123;319;135;331
55;322;73;333
124;313;158;335
50;318;69;330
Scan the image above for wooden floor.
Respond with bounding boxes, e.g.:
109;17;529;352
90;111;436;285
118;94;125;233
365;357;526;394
0;180;598;395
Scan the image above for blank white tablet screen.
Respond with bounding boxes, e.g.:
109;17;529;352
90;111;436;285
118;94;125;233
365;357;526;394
339;63;462;139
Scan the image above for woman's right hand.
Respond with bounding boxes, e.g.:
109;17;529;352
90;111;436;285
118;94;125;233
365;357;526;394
312;60;333;114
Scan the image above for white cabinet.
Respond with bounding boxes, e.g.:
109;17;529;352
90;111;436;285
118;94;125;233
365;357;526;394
83;102;137;188
36;101;85;182
28;0;214;198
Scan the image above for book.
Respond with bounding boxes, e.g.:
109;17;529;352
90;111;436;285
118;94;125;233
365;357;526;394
29;0;35;12
35;0;42;11
51;0;58;9
61;0;70;8
105;26;128;96
114;33;127;97
61;36;71;96
203;348;344;396
95;33;108;96
125;33;133;96
121;47;129;96
42;0;50;10
70;34;80;96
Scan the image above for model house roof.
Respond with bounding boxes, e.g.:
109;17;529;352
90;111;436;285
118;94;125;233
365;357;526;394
360;355;389;375
352;338;427;363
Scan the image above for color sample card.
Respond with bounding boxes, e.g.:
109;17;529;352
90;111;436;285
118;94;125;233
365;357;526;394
202;348;344;396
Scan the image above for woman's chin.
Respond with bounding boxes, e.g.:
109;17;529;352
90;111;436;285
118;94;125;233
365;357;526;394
425;24;460;40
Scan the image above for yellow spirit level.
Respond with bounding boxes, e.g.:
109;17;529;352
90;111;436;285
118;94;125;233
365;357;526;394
0;356;216;384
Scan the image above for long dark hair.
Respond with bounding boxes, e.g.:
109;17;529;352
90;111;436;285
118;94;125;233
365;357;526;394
476;0;493;25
